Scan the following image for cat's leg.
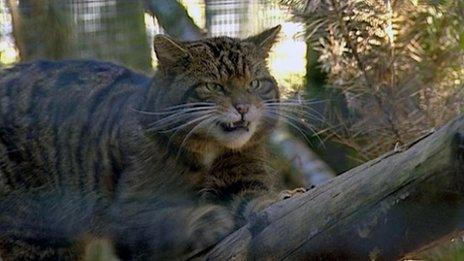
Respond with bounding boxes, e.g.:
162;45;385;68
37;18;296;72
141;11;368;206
200;181;278;227
201;174;311;226
0;191;99;260
187;203;235;251
0;235;111;261
111;197;235;260
0;239;83;261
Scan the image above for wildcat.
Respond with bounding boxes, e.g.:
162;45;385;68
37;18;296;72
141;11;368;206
0;25;300;260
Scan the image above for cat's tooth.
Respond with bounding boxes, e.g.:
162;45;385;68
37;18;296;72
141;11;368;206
228;123;233;128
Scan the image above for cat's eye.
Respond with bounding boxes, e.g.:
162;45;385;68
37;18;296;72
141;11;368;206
250;80;261;91
249;79;276;98
205;82;223;92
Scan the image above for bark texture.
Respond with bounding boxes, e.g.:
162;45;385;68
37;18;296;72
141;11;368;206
204;115;464;260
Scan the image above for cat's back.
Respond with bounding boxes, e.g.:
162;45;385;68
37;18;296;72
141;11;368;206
0;60;148;106
0;60;150;194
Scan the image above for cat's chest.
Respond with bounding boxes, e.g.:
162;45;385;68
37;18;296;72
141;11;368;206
186;149;220;188
201;150;218;168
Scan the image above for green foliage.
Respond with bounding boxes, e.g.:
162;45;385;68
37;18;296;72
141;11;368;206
282;0;464;160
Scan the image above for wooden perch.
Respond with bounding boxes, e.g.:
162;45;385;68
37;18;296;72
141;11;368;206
204;116;464;260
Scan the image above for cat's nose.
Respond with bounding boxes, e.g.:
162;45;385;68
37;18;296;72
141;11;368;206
234;103;250;115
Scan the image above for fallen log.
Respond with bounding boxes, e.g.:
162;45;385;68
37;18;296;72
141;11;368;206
204;115;464;260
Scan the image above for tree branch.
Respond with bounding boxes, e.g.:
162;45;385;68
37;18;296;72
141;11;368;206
204;115;464;260
144;0;204;41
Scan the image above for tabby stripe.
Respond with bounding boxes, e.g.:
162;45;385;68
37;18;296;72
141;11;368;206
104;92;128;195
204;41;222;57
42;65;65;191
64;98;81;194
94;91;123;194
220;54;234;75
93;111;111;195
0;134;16;189
187;43;205;48
43;92;61;190
76;71;130;195
241;59;247;76
29;80;56;188
95;89;134;195
3;76;28;189
1;77;14;188
51;96;64;192
20;79;44;189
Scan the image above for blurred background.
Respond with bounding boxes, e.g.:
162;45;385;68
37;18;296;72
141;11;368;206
1;0;464;258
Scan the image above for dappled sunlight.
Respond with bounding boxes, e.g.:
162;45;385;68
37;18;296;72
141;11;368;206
179;0;205;29
268;22;306;96
0;0;19;66
0;41;18;65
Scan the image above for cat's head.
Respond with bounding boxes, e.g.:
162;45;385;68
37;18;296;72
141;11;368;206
148;26;281;150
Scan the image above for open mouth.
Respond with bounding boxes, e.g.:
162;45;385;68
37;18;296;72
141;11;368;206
218;120;250;132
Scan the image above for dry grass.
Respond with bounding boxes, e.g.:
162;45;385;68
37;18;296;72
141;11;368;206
282;0;464;161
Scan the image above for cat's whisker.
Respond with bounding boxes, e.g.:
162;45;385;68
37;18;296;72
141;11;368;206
157;102;215;110
205;119;218;138
280;98;329;104
272;106;325;123
265;102;325;122
148;109;215;129
264;99;328;113
264;112;313;144
266;110;325;146
271;110;318;134
265;107;323;124
133;104;215;116
147;114;195;130
163;113;219;148
264;97;329;103
158;114;213;133
176;116;218;158
265;101;322;111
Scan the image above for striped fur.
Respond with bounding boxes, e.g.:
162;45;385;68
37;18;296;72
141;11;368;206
0;26;284;260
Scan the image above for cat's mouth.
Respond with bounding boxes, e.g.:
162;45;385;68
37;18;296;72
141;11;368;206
218;120;250;132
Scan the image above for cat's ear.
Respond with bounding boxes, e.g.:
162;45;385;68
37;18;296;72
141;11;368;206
246;25;281;53
153;34;190;70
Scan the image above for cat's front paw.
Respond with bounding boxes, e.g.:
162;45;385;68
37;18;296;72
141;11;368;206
187;205;235;252
279;187;308;200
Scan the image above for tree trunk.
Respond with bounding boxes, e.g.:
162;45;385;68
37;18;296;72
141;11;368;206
71;0;151;72
8;0;151;72
204;115;464;260
8;0;74;61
